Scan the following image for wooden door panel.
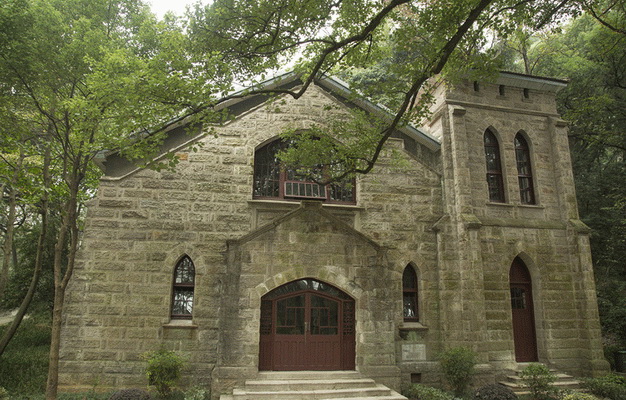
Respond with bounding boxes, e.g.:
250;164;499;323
259;280;355;371
511;283;538;362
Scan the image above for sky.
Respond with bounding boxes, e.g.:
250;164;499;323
148;0;206;18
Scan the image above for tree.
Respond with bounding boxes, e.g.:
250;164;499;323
0;0;229;397
185;0;579;182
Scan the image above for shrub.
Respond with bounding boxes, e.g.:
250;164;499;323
142;347;186;396
519;364;559;400
184;386;210;400
581;373;626;400
108;388;153;400
560;393;602;400
0;387;9;400
403;384;454;400
472;384;518;400
439;346;477;397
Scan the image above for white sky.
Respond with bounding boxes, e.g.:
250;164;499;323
148;0;207;18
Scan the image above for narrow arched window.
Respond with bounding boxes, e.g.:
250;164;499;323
514;133;535;204
403;265;419;322
171;256;195;319
252;138;355;204
484;130;505;202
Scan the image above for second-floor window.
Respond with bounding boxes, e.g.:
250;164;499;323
484;130;505;202
514;133;535;204
253;139;355;204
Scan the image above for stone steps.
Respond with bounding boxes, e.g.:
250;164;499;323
499;365;582;396
219;371;407;400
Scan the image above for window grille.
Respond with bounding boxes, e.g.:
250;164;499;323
171;256;195;319
403;265;419;321
484;130;505;202
514;133;535;204
253;139;355;203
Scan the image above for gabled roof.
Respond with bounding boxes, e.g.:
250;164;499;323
97;72;440;179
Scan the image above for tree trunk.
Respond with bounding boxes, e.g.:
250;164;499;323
0;153;23;301
0;149;50;356
45;167;81;400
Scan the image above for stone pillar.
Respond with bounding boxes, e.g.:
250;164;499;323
436;102;488;353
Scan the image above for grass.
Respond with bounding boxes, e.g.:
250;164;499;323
0;312;51;397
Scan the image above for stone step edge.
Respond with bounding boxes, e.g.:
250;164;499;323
244;378;377;387
505;373;575;380
319;395;407;400
232;384;393;397
256;371;362;379
499;381;580;389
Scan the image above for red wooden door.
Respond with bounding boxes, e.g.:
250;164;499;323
510;258;538;362
259;279;355;371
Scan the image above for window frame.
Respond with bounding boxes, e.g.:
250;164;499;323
484;130;506;203
252;138;356;204
170;255;195;320
514;133;536;205
402;265;419;322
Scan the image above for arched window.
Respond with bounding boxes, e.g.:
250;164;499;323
484;130;505;202
253;139;355;203
403;265;419;322
514;133;535;204
171;256;195;319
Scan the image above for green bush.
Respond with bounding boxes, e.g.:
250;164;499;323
0;314;51;395
183;386;210;400
438;346;477;397
142;347;186;397
472;384;518;400
108;388;153;400
581;373;626;400
0;387;9;400
560;393;602;400
403;384;454;400
519;364;559;400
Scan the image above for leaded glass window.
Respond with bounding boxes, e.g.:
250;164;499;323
171;256;195;319
514;133;535;204
253;139;355;204
484;130;505;203
403;265;419;321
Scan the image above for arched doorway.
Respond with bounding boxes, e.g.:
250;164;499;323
510;257;538;362
259;278;356;371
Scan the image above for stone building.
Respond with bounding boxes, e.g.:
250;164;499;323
58;72;609;398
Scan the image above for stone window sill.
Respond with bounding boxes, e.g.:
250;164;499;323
248;199;364;211
399;322;429;332
518;203;544;209
486;201;514;207
163;319;198;329
486;202;544;210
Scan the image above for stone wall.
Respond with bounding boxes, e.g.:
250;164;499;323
59;75;608;398
59;83;444;396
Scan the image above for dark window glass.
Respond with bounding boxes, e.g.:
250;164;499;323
171;256;195;319
514;134;535;204
310;295;339;335
253;139;355;203
484;130;505;202
403;266;419;321
510;287;527;309
276;295;305;334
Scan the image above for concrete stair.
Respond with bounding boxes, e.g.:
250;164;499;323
219;371;407;400
499;365;582;396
